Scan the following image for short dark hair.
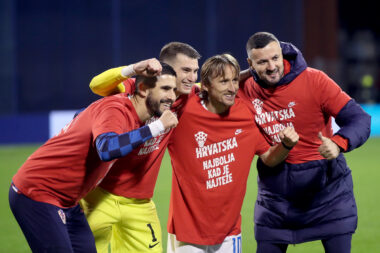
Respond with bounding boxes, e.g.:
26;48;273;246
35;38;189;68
246;32;279;54
159;42;201;63
135;62;176;93
201;53;240;88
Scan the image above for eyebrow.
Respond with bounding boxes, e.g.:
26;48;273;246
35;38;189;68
160;85;174;89
182;67;198;71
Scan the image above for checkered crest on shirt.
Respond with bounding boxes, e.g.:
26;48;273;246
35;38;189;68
194;131;207;148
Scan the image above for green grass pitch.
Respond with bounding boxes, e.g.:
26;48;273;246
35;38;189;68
1;138;379;252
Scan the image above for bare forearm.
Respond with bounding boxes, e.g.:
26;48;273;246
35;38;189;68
239;68;251;82
260;144;289;167
259;126;299;167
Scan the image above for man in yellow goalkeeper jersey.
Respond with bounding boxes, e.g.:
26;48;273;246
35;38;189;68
90;42;200;97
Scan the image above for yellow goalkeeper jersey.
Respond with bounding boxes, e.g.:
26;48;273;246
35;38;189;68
89;66;128;96
89;65;201;97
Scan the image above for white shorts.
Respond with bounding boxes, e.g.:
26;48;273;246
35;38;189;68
167;233;242;253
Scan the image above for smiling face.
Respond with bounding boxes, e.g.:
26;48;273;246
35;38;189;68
203;65;239;114
146;74;177;117
165;53;199;95
247;41;284;86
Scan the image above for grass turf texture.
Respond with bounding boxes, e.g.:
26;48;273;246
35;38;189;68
1;138;379;252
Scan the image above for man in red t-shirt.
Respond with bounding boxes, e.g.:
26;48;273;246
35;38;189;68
167;54;299;252
8;59;178;253
240;32;371;253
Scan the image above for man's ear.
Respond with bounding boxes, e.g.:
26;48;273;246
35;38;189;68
247;58;256;72
137;82;149;97
247;58;253;68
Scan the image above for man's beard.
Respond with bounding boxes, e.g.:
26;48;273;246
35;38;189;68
263;67;284;86
146;94;173;117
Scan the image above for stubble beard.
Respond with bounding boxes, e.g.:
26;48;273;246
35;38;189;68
146;94;173;117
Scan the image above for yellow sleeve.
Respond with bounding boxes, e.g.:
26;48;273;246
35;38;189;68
89;66;128;97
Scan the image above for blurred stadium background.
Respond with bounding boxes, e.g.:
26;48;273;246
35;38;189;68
0;0;379;252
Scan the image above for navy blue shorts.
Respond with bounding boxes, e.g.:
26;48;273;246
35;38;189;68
9;184;96;253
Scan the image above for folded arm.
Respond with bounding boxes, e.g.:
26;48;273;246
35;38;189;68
259;127;299;167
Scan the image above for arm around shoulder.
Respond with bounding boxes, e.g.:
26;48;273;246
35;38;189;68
89;66;131;96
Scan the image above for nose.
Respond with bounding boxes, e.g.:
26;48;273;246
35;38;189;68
227;81;237;93
267;60;276;71
169;89;176;101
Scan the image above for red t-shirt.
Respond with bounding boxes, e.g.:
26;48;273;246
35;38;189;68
239;67;351;163
167;93;270;245
99;97;187;198
99;79;190;199
98;115;172;199
12;94;141;208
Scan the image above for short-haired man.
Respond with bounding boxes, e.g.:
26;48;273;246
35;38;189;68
241;32;371;253
167;54;299;253
82;42;201;252
90;41;200;97
9;59;178;252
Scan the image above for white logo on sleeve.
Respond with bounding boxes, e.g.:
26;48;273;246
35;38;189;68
252;99;263;114
235;129;243;135
288;101;296;107
194;131;208;148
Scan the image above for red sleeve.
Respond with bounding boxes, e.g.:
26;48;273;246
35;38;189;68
91;101;133;142
331;134;349;151
313;70;351;117
254;127;271;155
